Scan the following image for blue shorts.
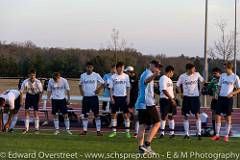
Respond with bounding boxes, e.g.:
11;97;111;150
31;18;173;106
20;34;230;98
51;99;68;115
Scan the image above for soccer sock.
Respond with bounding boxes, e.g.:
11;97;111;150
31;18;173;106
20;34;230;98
53;118;59;130
64;118;70;130
34;118;39;130
212;119;216;134
196;119;201;135
111;119;117;132
226;123;232;137
82;118;88;132
215;122;221;136
25;117;30;131
169;120;175;135
10;115;18;129
135;121;139;134
95;117;101;132
160;120;166;135
124;118;130;133
3;113;8;125
183;120;189;136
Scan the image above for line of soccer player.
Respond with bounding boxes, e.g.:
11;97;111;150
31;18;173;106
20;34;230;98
0;60;239;155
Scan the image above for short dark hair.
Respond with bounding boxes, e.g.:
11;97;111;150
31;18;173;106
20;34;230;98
165;65;174;73
116;61;124;68
0;97;5;106
225;62;234;70
52;72;61;80
111;64;116;68
212;67;221;73
150;60;162;69
29;69;36;74
86;62;94;66
186;63;195;70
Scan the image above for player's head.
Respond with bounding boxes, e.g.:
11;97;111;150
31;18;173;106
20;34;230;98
28;69;36;81
0;97;6;108
116;61;125;74
212;67;221;78
86;62;94;74
124;66;135;77
224;62;234;74
186;63;195;74
165;65;174;78
149;60;162;73
110;64;116;74
52;72;61;82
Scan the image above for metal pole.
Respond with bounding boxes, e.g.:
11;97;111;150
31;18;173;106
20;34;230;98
203;0;208;107
234;0;237;74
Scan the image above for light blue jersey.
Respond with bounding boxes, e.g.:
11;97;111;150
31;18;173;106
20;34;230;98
102;73;112;97
135;69;155;110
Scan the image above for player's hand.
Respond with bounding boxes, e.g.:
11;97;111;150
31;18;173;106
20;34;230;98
227;93;233;98
126;97;130;105
171;99;177;107
110;97;115;104
95;89;100;95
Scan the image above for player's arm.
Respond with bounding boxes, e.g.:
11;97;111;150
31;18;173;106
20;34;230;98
228;76;240;98
65;80;71;103
19;82;25;106
38;82;43;105
176;75;183;95
95;74;104;94
144;72;159;84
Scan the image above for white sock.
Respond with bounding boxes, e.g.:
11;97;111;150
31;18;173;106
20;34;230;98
10;115;18;129
95;117;101;132
196;119;201;135
226;123;231;137
160;120;166;135
124;119;130;133
35;118;39;130
216;122;221;136
135;121;139;134
54;118;59;130
169;120;175;135
82;118;88;131
111;119;117;132
183;120;189;136
64;118;70;130
3;113;8;125
25;117;30;131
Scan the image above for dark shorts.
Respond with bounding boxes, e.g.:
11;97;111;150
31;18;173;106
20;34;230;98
160;98;177;118
216;96;233;116
211;99;218;111
4;96;21;114
25;93;40;111
51;99;68;115
182;96;201;116
111;96;128;114
82;96;99;116
128;95;138;109
138;106;160;125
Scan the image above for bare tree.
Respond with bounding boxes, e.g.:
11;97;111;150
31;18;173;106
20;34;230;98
210;20;235;61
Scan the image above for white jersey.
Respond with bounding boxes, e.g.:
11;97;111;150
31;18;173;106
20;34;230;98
0;90;20;110
108;73;130;97
176;72;204;97
159;75;175;99
20;78;43;95
219;73;240;97
47;77;70;100
79;72;104;97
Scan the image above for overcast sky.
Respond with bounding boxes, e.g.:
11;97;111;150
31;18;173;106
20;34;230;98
0;0;238;57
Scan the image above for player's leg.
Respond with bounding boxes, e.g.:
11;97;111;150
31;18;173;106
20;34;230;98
61;99;71;135
33;110;40;134
211;114;221;141
9;111;18;132
211;99;217;135
109;97;118;138
23;109;30;134
93;96;102;136
52;100;60;135
133;110;139;138
122;97;131;138
159;98;168;138
80;97;90;135
168;101;177;138
182;97;190;139
137;124;147;153
195;113;201;140
193;97;201;140
224;115;231;142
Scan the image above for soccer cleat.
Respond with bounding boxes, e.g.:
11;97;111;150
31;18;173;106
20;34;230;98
34;130;40;134
132;133;138;138
197;135;202;140
66;130;72;135
125;132;131;138
142;145;157;156
139;146;148;154
97;131;103;136
80;131;87;136
8;128;14;133
169;134;175;139
41;121;49;126
211;135;220;141
108;132;117;138
22;130;29;134
224;136;229;142
159;134;164;139
54;130;60;135
184;135;190;139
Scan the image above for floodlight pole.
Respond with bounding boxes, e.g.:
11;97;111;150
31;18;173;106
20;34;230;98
234;0;237;74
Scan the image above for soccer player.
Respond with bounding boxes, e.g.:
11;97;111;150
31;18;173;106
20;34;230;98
125;66;139;138
0;89;22;132
211;62;240;142
176;63;204;140
159;65;177;138
79;62;105;136
20;69;43;134
47;72;72;135
135;60;162;154
108;62;131;138
102;65;116;112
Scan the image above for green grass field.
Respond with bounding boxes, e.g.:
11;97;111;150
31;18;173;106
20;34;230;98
0;130;240;160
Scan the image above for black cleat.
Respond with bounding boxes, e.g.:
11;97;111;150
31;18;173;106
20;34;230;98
169;134;175;139
184;135;190;139
97;131;103;136
8;128;14;133
80;131;87;136
159;134;164;139
198;135;202;140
